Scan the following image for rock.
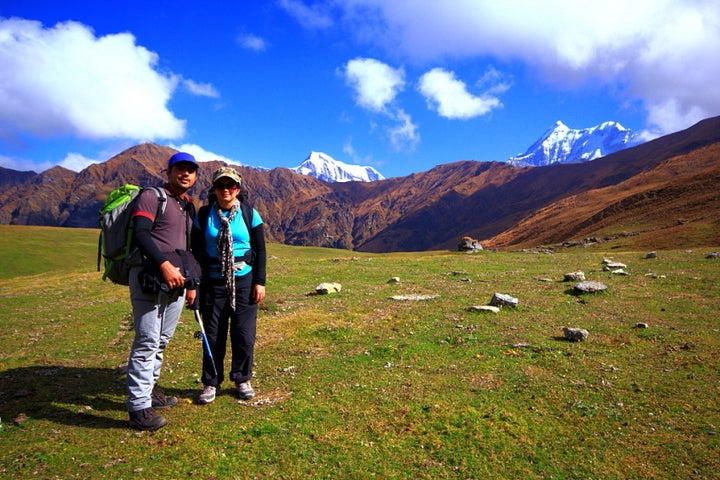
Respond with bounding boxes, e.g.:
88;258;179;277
574;281;608;294
458;236;483;253
387;277;401;284
611;269;630;276
489;293;518;308
390;294;439;301
645;251;657;259
468;305;500;313
602;259;627;269
316;282;342;294
562;327;589;342
563;271;586;282
706;252;720;259
634;322;649;328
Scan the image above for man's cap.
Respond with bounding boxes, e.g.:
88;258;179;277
168;152;199;169
212;166;242;185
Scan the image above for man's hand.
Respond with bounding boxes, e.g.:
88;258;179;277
159;260;185;290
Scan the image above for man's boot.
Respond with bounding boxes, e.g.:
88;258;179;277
128;407;167;431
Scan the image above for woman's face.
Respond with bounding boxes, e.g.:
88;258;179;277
213;180;239;203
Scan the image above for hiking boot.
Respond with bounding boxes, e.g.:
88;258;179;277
128;407;167;431
236;381;255;400
151;384;178;409
198;385;216;405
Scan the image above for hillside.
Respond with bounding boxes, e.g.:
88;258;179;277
1;117;719;251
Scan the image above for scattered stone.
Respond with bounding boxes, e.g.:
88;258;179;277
602;259;627;269
390;294;439;301
489;293;518;308
645;273;666;279
706;252;720;259
387;277;401;284
459;277;472;283
563;271;586;282
645;251;657;259
574;281;608;294
537;277;553;282
513;342;531;348
468;305;500;313
316;282;342;294
562;327;589;342
611;269;630;276
634;322;649;329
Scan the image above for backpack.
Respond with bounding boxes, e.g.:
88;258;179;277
97;185;167;285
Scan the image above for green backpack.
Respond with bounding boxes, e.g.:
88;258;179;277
97;185;166;285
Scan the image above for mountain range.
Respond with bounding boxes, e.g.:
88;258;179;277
1;116;718;252
293;121;641;182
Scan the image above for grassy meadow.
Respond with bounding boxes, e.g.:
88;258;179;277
0;225;718;479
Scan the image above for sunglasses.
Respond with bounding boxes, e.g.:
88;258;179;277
214;182;238;190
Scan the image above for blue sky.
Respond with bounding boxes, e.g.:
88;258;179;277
1;0;719;179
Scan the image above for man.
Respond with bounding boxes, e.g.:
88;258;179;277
126;151;199;431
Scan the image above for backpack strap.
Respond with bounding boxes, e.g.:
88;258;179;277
145;187;168;223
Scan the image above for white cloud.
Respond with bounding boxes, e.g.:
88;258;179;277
418;68;502;119
0;18;211;142
169;143;240;166
387;109;419;152
333;0;720;135
343;57;405;112
342;58;418;152
278;0;333;29
58;152;100;172
182;79;220;98
237;33;268;52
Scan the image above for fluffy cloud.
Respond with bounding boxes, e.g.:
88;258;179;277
278;0;333;29
343;57;405;112
237;33;268;52
333;0;720;135
169;143;240;166
342;57;418;151
418;68;502;119
0;18;215;141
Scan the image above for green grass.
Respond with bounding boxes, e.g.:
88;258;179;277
1;225;719;479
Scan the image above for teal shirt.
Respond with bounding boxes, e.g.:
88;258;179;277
194;206;263;279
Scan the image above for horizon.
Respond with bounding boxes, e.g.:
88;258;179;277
1;1;719;178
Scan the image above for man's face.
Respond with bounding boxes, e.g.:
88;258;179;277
167;162;198;192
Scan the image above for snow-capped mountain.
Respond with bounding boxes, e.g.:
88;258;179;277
292;151;385;183
507;121;642;167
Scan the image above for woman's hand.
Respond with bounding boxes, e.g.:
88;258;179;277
252;284;266;304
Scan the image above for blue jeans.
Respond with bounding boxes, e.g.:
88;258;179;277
126;266;185;412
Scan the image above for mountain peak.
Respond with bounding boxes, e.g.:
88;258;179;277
508;120;642;167
292;151;385;183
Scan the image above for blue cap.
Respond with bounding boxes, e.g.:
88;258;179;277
167;152;199;169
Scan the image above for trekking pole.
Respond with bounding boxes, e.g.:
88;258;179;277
192;300;218;378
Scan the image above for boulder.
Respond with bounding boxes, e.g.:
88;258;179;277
573;281;608;294
489;293;518;308
562;327;589;342
316;282;342;294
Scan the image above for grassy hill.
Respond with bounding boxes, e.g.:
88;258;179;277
1;226;718;478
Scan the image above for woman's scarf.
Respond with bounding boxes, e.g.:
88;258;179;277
215;199;240;310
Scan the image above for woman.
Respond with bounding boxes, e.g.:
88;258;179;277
191;166;266;404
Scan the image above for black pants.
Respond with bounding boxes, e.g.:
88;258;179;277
200;274;257;386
